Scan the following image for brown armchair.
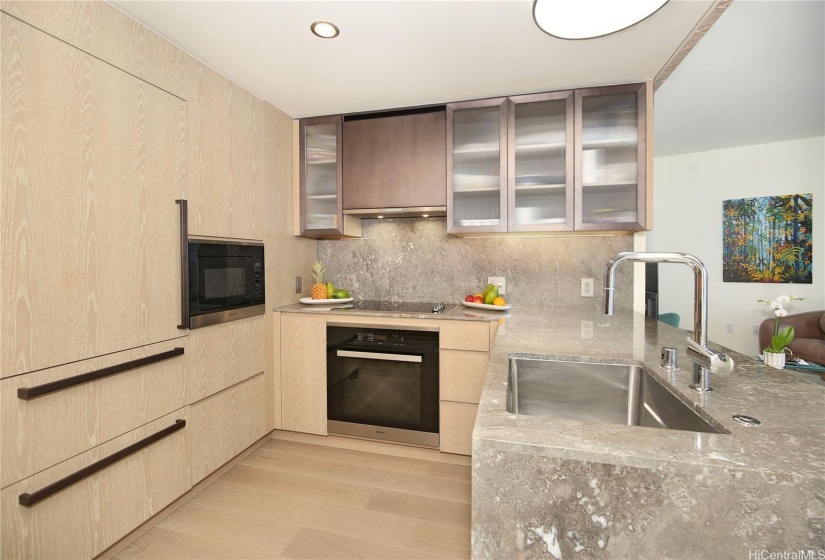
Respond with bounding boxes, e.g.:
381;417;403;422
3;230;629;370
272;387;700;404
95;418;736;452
759;310;825;365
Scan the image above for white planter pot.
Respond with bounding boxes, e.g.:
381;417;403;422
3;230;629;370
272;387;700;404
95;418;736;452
764;351;786;369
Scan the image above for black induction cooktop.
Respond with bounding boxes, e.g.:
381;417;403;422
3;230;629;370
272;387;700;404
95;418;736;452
340;300;453;314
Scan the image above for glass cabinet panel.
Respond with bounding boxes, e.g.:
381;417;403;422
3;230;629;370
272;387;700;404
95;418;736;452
448;100;507;233
576;84;646;230
300;116;344;236
509;92;573;231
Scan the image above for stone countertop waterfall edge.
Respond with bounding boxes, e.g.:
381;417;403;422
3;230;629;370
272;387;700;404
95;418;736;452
472;306;825;482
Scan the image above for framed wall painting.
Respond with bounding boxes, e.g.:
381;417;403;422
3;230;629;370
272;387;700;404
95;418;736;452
722;193;813;283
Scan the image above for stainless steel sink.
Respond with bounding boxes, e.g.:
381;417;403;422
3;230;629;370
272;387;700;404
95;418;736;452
506;355;726;434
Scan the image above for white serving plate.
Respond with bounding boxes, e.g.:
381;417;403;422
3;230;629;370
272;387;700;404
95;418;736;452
299;297;354;305
461;301;512;311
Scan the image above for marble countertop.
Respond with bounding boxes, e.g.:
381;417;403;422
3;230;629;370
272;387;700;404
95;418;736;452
274;302;824;479
474;306;825;481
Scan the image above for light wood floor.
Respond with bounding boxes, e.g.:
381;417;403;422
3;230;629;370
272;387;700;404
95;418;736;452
112;433;472;559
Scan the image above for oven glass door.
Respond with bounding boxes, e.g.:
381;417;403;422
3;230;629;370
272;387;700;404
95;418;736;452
195;255;254;311
327;348;439;434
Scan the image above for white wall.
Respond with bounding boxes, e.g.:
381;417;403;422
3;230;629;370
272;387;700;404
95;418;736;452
648;136;825;354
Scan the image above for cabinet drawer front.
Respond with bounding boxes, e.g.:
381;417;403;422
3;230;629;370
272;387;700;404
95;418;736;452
1;339;188;488
1;409;190;560
1;16;186;378
440;401;478;456
440;350;489;404
439;322;490;352
190;374;266;483
189;315;265;401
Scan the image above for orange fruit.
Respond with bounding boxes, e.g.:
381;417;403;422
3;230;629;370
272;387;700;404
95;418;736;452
492;296;506;306
474;293;483;298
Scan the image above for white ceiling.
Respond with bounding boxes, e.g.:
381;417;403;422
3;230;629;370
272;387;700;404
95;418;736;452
654;0;825;157
110;0;714;118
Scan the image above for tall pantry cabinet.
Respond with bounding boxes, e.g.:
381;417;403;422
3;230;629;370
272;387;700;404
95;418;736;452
0;3;269;558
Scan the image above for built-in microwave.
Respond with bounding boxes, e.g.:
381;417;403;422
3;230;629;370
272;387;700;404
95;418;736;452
187;239;265;329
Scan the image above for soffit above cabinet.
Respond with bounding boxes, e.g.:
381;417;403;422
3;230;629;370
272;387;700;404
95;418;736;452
109;0;718;118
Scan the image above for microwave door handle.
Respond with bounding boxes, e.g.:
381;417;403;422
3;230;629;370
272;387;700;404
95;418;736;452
336;350;423;363
176;199;189;330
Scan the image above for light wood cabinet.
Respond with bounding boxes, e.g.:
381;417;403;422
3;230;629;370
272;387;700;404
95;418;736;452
447;83;652;234
190;374;266;483
0;15;185;378
438;320;497;456
280;314;328;435
1;339;188;489
188;315;265;402
439;401;478;456
1;409;190;560
185;58;264;241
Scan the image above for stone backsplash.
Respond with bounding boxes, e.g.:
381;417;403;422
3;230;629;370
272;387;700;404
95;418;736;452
317;218;635;310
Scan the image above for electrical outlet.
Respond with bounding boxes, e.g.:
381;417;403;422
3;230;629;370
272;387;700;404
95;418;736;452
581;278;594;298
753;325;760;335
295;276;302;294
487;276;506;295
725;322;734;334
346;274;357;291
581;320;594;339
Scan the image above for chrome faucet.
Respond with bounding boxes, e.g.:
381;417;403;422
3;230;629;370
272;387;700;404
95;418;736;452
603;252;734;393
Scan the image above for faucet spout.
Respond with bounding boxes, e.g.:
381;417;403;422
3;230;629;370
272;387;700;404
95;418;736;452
602;251;726;393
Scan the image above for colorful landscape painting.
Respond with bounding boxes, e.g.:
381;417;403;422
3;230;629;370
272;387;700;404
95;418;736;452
723;194;813;283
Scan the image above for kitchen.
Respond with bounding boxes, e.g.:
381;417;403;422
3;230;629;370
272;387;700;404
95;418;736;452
1;1;823;559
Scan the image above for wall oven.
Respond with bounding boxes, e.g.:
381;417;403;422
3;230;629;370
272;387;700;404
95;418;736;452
327;325;439;447
187;239;265;329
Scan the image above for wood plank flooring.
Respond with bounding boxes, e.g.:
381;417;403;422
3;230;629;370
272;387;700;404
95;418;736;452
112;433;471;559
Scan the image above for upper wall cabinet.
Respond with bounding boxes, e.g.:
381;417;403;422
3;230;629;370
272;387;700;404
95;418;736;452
575;83;650;231
186;59;264;241
447;82;651;234
298;116;361;238
1;15;185;378
447;98;509;234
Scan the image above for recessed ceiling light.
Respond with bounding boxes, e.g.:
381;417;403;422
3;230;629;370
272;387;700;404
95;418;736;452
377;215;384;219
422;214;429;218
310;21;340;39
533;0;668;40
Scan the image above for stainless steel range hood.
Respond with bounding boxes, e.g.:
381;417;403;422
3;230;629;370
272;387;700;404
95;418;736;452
343;206;447;219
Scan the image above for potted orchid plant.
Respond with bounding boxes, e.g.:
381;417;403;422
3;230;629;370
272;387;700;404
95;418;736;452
757;294;805;369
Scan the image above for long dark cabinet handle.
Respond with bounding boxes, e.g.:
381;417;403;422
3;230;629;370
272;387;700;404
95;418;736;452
176;199;189;330
17;347;184;400
18;419;186;508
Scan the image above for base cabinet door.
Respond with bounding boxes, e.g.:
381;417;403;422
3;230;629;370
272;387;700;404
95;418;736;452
1;339;188;489
280;314;328;435
0;410;190;560
440;401;478;456
190;374;266;483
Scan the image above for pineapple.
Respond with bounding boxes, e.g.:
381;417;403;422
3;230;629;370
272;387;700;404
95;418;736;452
311;262;327;299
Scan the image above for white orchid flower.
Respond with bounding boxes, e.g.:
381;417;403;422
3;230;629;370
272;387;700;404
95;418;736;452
775;308;788;318
777;295;791;304
769;300;783;310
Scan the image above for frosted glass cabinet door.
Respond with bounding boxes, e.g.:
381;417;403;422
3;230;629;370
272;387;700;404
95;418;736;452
447;98;508;234
575;83;649;231
300;115;343;236
508;91;574;232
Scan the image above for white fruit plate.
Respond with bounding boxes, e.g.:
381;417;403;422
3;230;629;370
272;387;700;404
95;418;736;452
461;301;512;311
299;297;354;305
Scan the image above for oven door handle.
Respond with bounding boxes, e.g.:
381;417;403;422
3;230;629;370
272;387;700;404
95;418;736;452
336;350;423;363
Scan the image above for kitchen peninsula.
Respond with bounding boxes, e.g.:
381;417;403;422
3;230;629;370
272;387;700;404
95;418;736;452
279;303;824;558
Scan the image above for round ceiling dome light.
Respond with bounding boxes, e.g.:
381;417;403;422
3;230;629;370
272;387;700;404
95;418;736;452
533;0;668;40
310;21;340;39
